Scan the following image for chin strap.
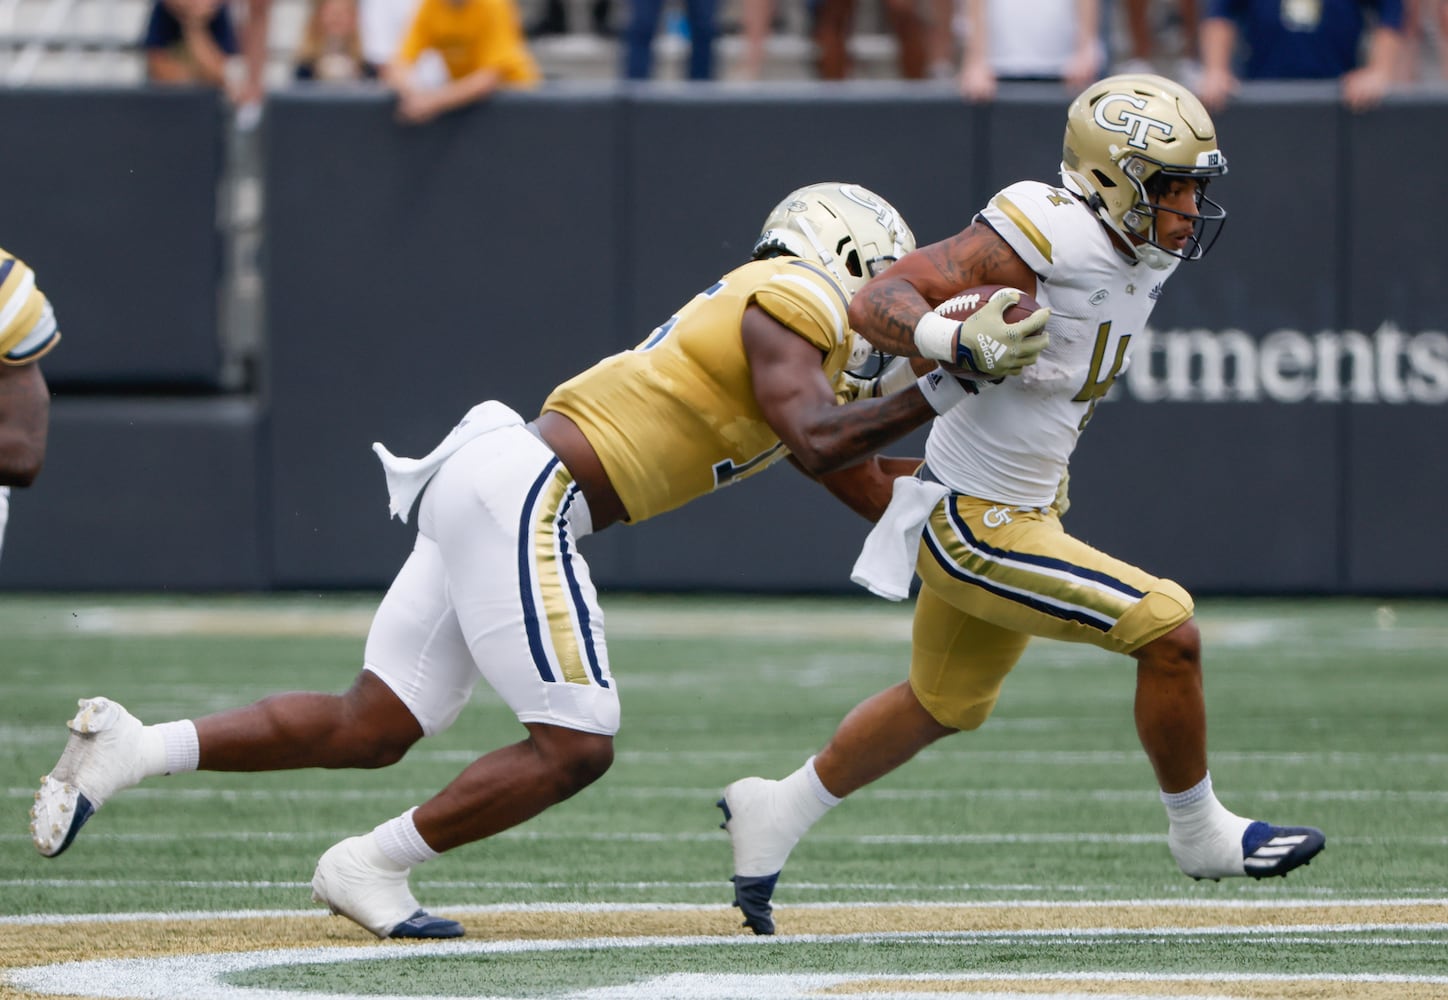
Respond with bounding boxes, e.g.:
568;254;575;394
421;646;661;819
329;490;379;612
1079;190;1175;270
1135;243;1177;270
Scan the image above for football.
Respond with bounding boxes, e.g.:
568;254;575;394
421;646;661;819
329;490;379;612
933;285;1044;379
934;285;1041;327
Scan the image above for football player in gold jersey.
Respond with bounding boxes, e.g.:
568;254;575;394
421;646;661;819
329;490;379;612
30;182;1049;940
0;248;61;566
719;76;1324;935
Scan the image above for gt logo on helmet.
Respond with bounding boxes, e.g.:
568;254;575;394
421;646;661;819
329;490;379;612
1093;94;1174;150
839;184;891;223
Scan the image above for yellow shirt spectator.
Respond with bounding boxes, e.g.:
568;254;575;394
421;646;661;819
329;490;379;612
397;0;539;84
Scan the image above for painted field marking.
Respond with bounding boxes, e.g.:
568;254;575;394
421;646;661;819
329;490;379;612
6;899;1447;1000
10;928;1448;1000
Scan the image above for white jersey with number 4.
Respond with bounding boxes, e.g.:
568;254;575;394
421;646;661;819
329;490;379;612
924;180;1180;508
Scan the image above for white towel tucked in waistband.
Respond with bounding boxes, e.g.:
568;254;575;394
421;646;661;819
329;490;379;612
372;400;524;523
849;476;949;601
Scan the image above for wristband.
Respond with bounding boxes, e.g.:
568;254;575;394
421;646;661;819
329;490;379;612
916;366;971;414
913;312;959;363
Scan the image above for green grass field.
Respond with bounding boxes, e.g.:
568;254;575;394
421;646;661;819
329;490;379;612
3;593;1446;999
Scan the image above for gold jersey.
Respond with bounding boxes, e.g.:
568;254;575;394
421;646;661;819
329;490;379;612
542;257;854;524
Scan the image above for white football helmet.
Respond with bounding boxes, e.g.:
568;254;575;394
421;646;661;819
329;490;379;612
1061;73;1228;270
753;182;916;296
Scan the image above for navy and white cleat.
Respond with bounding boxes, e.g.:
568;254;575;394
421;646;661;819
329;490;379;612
1240;822;1326;879
1184;821;1327;882
312;835;464;940
728;871;779;936
31;697;148;858
386;909;466;940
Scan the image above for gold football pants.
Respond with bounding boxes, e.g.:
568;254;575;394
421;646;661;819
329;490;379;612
910;494;1193;730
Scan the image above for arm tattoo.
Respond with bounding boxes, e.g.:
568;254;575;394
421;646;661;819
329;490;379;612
852;281;928;357
848;221;1028;357
810;386;935;473
932;224;1026;292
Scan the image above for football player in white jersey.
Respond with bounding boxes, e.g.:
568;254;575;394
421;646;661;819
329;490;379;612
29;183;1048;941
719;75;1325;935
0;249;61;566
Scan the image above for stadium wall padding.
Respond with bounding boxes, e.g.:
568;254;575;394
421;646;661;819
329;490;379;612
3;398;266;589
2;84;1444;594
0;89;226;388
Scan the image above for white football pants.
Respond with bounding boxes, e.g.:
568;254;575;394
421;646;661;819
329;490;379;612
363;423;618;737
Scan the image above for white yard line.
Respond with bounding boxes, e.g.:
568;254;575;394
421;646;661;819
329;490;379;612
5;898;1448;926
11;783;1448;802
5;829;1447;848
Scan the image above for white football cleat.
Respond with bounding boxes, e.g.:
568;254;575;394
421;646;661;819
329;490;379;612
311;835;463;939
719;777;800;876
717;777;803;936
31;697;148;858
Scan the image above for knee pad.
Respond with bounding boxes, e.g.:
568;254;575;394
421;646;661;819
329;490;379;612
913;685;999;732
1114;578;1195;654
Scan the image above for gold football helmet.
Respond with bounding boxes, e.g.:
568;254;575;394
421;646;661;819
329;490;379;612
1061;73;1228;269
753;182;916;295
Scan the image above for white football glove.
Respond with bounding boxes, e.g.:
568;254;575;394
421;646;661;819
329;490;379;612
838;356;918;401
838;356;979;415
836;371;872;403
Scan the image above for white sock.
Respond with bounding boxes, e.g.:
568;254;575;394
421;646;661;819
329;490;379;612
144;720;199;776
772;756;839;840
802;755;842;807
1160;772;1216;817
372;807;440;869
1162;772;1251;877
803;755;843;808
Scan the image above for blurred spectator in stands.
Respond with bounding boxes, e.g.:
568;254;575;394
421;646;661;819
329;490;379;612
360;0;436;82
527;0;611;36
294;0;380;81
1433;0;1448;75
1427;0;1448;76
815;0;927;78
957;0;1104;101
1197;0;1405;111
142;0;241;95
383;0;540;123
0;248;60;569
1119;0;1200;79
1399;0;1448;78
928;0;959;78
736;0;774;78
623;0;718;79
